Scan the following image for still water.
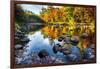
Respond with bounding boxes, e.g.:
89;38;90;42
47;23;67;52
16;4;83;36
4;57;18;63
15;23;95;64
27;31;67;62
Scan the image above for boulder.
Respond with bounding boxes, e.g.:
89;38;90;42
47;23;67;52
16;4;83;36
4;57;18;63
38;49;49;58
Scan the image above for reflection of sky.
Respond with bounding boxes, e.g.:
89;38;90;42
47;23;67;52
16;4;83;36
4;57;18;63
27;31;55;56
17;4;62;15
26;31;67;62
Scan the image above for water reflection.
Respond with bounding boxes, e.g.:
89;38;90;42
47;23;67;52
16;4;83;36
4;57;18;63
15;24;95;64
27;31;67;61
27;31;55;56
26;24;95;63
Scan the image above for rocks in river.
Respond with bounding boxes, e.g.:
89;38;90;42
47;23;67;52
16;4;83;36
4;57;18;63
68;36;81;61
15;29;30;64
31;52;41;64
53;44;71;56
83;44;95;60
15;29;30;45
15;31;25;39
30;51;56;64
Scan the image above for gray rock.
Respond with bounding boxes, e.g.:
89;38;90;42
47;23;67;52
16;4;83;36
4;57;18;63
15;44;23;49
38;49;49;58
21;37;30;42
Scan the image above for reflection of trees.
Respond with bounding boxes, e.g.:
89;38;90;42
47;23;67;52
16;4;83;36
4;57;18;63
40;24;95;54
41;25;67;39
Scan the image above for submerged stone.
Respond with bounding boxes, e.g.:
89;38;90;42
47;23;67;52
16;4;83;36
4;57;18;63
38;49;49;58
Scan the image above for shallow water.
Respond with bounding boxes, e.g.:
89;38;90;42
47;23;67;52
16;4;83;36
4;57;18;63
27;31;66;61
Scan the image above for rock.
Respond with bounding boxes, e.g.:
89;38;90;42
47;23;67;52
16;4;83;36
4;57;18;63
38;49;49;58
21;37;29;41
20;37;30;44
41;56;55;64
64;34;71;44
15;33;25;39
70;36;79;45
63;50;71;55
14;36;20;40
58;36;65;42
53;44;61;54
65;38;70;44
60;40;65;46
15;44;23;49
83;47;95;59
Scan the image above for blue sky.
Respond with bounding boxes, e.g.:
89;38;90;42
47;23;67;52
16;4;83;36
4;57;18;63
17;4;62;15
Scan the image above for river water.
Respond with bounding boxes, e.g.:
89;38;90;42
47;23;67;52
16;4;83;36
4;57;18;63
17;24;95;64
26;31;67;63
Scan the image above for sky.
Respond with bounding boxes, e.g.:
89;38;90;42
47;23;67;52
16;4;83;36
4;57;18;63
17;4;62;15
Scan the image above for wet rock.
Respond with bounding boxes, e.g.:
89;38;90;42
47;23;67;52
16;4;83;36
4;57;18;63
15;44;23;50
64;34;71;44
60;40;66;46
58;36;65;42
63;50;71;55
14;29;31;64
53;44;61;54
83;44;95;59
14;36;20;40
70;36;79;45
31;52;41;64
15;31;25;39
21;37;30;43
64;38;70;44
38;49;49;58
